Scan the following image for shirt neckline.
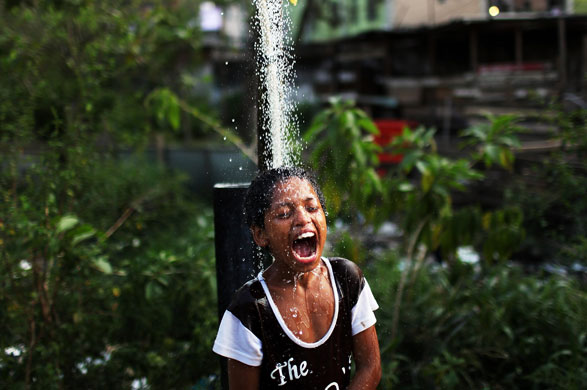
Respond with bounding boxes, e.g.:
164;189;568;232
257;257;340;349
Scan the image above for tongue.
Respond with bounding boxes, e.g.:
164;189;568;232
293;239;314;258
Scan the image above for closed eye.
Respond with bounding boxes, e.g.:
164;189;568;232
276;209;291;219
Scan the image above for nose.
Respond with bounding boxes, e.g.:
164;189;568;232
293;206;311;226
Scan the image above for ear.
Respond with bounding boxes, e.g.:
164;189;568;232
251;226;269;248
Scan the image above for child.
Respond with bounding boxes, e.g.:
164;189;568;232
213;167;381;390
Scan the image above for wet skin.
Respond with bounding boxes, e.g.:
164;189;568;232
252;177;327;275
251;177;333;343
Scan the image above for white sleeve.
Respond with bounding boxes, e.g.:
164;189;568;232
212;310;263;367
351;279;379;336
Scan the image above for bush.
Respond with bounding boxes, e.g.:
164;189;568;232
505;105;586;265
366;252;587;389
506;157;587;266
0;156;219;389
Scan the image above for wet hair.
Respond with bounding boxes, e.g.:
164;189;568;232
244;166;326;229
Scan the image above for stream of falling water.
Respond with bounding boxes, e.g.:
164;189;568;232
253;0;300;168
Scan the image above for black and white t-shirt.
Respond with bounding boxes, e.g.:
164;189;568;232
213;257;378;390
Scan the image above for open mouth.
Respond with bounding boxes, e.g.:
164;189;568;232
292;232;317;260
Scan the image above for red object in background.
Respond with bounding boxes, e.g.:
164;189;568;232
477;62;547;74
373;119;417;164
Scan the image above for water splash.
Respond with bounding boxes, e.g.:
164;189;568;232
253;0;300;168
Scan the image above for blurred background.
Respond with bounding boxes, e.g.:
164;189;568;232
1;0;586;389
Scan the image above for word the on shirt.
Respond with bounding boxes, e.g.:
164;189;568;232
270;357;308;386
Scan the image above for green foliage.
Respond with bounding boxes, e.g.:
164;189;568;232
576;0;587;14
146;88;257;162
304;98;387;224
146;88;182;132
109;206;218;389
0;1;222;388
553;105;587;153
505;106;587;265
460;114;523;171
311;98;586;389
387;125;523;265
0;156;219;389
0;0;206;147
479;206;525;263
308;110;527;356
367;252;587;389
305;108;525;264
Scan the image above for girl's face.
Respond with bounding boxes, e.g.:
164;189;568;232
252;177;327;274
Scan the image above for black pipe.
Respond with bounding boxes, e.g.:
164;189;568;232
213;183;269;389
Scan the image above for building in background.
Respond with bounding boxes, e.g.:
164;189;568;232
291;0;583;42
200;0;586;155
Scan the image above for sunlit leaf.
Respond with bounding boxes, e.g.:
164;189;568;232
416;161;430;176
358;117;379;135
421;172;433;193
93;257;112;274
167;97;180;131
499;149;513;170
352;142;366;167
57;215;78;233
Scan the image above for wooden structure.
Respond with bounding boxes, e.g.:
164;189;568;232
295;15;587;148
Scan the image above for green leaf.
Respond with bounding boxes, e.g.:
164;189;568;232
398;152;419;172
358;117;379;135
499;149;513;169
303;121;325;142
167;97;180;131
93;257;112;274
367;169;383;194
421;172;434;193
352;142;366;167
416;161;430;176
71;225;96;246
156;276;169;287
484;144;500;165
57;215;78;233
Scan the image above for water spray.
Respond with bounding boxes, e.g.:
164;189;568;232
254;0;300;169
214;2;300;387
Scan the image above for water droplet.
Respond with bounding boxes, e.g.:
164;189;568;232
229;158;232;162
225;61;228;65
231;118;235;123
252;0;300;169
239;166;243;171
223;137;227;141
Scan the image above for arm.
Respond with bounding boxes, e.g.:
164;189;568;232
228;358;260;390
348;325;381;390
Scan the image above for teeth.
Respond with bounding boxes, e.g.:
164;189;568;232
296;232;315;240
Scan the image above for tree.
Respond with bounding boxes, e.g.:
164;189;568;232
1;1;222;388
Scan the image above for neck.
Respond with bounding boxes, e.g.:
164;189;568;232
264;259;325;289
